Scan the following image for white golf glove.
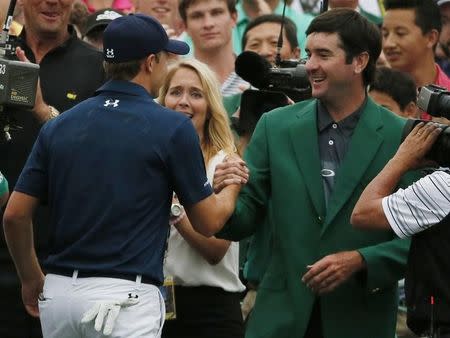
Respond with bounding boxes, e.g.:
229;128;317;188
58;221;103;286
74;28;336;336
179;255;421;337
81;294;140;336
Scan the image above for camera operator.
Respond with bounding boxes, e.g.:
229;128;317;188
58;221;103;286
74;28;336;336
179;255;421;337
223;14;300;122
351;122;450;337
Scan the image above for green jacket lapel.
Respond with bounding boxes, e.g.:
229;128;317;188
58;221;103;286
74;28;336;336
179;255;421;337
323;98;383;230
289;100;326;219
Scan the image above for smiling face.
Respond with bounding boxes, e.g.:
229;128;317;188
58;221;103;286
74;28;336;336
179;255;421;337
134;0;180;27
20;0;73;37
382;9;431;73
305;32;359;103
164;67;209;138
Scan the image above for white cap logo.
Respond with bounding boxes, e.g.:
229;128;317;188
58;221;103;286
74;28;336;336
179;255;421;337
104;99;120;107
106;49;115;58
97;10;122;21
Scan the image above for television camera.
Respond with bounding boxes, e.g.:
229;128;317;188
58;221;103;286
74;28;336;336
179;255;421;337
0;0;40;142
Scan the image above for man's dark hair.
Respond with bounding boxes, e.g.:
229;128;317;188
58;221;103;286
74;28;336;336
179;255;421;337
384;0;442;34
104;59;143;80
242;14;298;51
369;66;417;110
179;0;236;23
306;8;381;86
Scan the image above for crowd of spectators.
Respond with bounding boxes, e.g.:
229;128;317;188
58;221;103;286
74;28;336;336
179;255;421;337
1;0;450;337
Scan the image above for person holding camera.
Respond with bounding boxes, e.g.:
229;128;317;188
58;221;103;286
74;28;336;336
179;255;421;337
211;8;420;338
159;58;245;338
351;122;450;337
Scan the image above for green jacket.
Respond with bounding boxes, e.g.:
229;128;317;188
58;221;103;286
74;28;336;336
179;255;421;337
219;97;415;338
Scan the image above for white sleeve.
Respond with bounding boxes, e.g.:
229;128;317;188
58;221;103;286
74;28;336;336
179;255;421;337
381;171;450;238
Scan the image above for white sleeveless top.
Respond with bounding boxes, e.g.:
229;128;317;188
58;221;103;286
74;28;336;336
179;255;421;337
164;150;245;292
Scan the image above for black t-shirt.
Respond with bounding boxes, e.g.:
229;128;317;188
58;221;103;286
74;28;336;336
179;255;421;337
0;26;105;266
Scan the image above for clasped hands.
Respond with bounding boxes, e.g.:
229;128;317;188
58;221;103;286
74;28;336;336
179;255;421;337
213;153;249;193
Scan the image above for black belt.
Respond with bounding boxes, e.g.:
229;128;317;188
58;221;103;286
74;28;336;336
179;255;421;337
46;267;161;286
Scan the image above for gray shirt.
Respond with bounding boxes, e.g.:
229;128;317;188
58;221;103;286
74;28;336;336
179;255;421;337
317;98;367;206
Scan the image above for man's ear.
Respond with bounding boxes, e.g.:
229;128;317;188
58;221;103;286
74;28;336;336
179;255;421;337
145;54;156;73
292;47;300;60
404;102;419;119
354;52;369;75
426;29;439;49
230;10;238;28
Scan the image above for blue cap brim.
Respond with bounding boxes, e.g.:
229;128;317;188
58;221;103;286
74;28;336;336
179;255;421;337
165;39;190;55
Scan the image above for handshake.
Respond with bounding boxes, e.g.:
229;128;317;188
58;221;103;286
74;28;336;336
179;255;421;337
213;153;250;193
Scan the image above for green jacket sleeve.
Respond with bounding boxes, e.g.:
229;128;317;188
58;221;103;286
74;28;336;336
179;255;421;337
217;113;271;241
358;169;422;291
358;237;410;291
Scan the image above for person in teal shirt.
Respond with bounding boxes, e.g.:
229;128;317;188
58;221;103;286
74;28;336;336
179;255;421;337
223;14;301;117
182;0;313;57
0;171;9;207
233;0;313;55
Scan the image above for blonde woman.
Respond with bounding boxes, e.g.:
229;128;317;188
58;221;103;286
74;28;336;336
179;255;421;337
159;59;245;338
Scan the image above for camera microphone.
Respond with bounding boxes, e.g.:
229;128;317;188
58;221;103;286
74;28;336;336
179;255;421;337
235;51;271;89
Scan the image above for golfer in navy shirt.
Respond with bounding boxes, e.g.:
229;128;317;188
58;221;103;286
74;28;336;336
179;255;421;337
3;14;248;338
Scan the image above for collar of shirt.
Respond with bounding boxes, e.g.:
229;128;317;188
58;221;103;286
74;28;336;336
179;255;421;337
18;25;79;63
317;96;367;135
95;80;155;99
434;63;450;90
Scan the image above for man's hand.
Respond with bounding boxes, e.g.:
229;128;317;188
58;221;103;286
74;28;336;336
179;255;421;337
15;47;53;122
301;251;366;295
393;122;441;170
213;154;249;193
22;273;45;317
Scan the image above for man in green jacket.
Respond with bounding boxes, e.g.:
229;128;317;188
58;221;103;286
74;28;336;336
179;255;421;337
212;8;417;338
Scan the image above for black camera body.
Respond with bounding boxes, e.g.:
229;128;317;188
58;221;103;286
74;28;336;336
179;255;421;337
258;59;311;102
403;85;450;166
417;84;450;119
0;57;39;109
0;0;40;142
234;51;311;136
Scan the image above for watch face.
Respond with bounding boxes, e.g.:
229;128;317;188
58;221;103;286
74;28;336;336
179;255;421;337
49;106;59;119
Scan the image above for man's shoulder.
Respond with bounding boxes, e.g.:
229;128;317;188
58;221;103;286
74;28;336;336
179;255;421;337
68;38;104;60
266;98;316;121
365;98;407;129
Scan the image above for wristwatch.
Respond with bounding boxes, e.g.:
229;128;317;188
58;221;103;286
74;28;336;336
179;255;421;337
48;105;60;120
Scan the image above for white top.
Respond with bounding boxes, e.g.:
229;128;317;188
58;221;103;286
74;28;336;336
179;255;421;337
382;170;450;238
164;150;245;292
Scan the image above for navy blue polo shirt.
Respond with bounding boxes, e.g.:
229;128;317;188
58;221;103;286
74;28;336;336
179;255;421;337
15;80;213;284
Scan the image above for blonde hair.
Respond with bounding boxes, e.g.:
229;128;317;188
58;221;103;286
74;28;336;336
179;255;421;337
158;58;235;165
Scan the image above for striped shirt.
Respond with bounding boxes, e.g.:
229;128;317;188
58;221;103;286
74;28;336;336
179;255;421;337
221;71;249;97
382;170;450;238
